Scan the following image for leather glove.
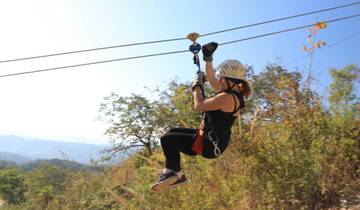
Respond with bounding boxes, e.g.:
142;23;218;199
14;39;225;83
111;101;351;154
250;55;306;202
201;42;218;62
192;71;206;91
195;71;205;86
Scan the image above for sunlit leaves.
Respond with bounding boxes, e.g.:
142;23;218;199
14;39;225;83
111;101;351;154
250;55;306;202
313;40;326;49
314;21;327;30
303;21;327;53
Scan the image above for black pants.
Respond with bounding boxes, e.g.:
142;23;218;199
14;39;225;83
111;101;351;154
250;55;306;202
160;127;223;172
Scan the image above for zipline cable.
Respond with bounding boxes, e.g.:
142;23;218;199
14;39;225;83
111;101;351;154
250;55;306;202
0;50;188;78
0;14;359;78
201;1;360;37
219;14;360;46
0;1;360;64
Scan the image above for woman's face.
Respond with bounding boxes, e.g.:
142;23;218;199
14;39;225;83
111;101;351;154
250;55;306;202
217;76;243;91
215;71;230;90
218;77;228;90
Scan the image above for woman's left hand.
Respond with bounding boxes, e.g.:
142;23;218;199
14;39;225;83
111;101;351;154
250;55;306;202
195;71;205;86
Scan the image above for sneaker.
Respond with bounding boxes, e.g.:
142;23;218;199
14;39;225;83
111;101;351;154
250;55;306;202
169;174;187;187
150;171;178;192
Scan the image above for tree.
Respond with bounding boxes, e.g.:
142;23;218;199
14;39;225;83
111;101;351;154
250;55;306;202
248;63;303;121
0;167;26;204
161;81;202;128
99;81;206;159
25;163;67;209
328;65;359;115
100;93;170;157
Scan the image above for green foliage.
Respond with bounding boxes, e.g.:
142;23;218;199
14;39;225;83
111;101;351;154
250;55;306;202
249;63;302;110
20;159;96;172
0;167;25;204
329;65;359;115
162;81;203;128
24;163;67;209
99;81;204;160
100;93;166;156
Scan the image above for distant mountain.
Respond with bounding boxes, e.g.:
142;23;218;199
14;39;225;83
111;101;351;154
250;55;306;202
19;158;102;172
0;159;18;168
0;151;32;164
0;135;108;164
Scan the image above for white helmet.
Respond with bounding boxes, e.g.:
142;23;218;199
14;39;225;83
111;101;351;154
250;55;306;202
216;59;246;83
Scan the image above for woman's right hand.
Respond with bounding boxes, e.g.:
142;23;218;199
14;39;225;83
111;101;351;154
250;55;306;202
202;42;218;62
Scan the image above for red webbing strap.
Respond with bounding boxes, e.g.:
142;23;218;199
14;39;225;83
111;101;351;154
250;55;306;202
192;128;205;155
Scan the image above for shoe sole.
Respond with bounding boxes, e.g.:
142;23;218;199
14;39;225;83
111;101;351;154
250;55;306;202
169;179;187;188
150;176;178;193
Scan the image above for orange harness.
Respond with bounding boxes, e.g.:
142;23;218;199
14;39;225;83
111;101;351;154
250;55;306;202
192;128;205;155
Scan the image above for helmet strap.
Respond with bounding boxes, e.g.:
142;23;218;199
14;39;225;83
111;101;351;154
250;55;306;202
225;78;237;92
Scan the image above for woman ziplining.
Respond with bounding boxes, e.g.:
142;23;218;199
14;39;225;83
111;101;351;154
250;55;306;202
150;36;251;192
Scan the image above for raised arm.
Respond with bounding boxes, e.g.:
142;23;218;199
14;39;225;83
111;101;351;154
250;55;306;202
205;61;221;92
202;42;221;92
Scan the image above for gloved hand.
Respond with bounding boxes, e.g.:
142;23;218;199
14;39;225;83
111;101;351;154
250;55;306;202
195;71;206;86
201;42;218;62
192;71;206;91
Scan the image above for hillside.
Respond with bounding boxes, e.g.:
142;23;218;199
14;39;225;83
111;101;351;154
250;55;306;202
0;152;32;164
19;158;100;172
0;135;106;164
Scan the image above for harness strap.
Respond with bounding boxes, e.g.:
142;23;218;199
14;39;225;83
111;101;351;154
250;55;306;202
229;93;238;114
229;92;244;114
192;128;205;155
234;91;245;110
224;90;244;114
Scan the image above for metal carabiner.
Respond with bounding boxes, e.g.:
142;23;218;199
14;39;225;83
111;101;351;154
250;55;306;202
208;130;221;157
213;144;221;157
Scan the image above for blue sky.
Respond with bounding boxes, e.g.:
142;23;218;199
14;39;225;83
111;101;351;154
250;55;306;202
0;0;359;144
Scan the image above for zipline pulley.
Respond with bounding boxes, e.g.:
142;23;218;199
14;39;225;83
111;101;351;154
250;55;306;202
187;33;201;72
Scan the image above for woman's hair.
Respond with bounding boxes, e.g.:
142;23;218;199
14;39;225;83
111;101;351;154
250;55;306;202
225;77;251;98
240;81;251;98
